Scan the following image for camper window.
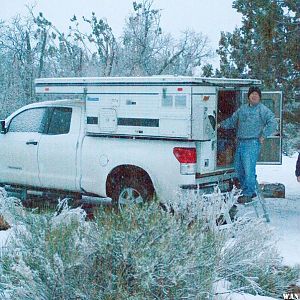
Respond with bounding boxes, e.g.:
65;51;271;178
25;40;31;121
175;95;186;108
162;95;173;107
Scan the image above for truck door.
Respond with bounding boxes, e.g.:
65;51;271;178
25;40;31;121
38;106;81;191
0;107;47;186
243;91;282;164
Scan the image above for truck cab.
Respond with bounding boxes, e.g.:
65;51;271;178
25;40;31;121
0;100;84;191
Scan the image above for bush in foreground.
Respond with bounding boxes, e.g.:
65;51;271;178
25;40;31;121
0;192;222;299
0;188;299;299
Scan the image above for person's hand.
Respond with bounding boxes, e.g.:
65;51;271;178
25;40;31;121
297;176;300;183
259;137;265;144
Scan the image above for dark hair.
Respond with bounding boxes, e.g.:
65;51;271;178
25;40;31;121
247;86;262;99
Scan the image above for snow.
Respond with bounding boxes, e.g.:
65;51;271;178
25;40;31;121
218;154;300;299
264;198;300;266
0;228;12;258
221;293;278;300
257;153;299;197
257;154;300;267
0;229;10;245
215;280;278;300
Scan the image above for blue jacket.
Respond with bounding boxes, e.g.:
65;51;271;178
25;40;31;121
220;103;277;139
296;153;300;177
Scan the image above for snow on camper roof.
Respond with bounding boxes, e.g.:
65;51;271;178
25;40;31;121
35;76;261;90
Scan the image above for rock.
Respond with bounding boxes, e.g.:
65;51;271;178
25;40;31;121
259;182;285;198
0;215;11;231
288;284;300;293
287;284;300;298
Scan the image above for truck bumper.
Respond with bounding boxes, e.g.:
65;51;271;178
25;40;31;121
180;169;237;194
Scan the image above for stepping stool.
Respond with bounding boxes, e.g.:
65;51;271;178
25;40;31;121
244;180;270;223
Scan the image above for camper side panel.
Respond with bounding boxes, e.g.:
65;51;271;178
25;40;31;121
85;85;193;139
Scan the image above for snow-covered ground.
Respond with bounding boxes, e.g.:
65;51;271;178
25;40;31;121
218;154;300;299
0;154;299;299
0;227;11;257
257;154;300;267
257;153;299;198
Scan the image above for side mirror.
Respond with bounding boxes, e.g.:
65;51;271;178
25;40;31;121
1;120;7;134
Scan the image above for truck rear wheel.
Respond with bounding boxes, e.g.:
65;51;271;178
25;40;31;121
111;176;153;209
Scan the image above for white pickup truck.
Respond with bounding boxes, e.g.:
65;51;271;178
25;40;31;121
0;76;282;206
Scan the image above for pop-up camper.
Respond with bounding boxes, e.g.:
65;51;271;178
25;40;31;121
35;76;282;170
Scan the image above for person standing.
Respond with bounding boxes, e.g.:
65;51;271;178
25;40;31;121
219;86;278;203
296;152;300;183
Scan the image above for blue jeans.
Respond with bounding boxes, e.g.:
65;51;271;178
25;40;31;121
234;139;261;196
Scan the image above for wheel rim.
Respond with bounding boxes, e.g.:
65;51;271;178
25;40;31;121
118;187;144;206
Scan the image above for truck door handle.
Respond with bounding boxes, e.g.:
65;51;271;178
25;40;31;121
26;140;38;145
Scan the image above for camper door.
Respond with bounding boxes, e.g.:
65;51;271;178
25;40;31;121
243;91;282;165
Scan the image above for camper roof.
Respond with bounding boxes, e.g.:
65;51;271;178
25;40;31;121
35;76;261;88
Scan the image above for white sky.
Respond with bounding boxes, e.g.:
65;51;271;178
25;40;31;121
0;0;243;68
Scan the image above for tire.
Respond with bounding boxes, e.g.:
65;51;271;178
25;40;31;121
111;176;153;209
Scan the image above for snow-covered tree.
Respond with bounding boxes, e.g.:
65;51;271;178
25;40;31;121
119;0;212;76
217;0;300;104
216;0;300;153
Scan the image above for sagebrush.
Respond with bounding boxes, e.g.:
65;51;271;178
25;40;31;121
0;188;298;299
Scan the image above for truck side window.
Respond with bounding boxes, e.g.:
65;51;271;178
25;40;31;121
46;107;72;135
9;108;47;133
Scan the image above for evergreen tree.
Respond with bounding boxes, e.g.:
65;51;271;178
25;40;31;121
217;0;300;104
202;63;214;77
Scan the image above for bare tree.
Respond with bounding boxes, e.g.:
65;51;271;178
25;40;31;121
120;0;213;76
69;13;117;76
158;31;213;75
0;16;36;103
121;0;165;75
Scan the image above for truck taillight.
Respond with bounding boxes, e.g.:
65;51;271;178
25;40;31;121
173;147;197;163
173;147;197;175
